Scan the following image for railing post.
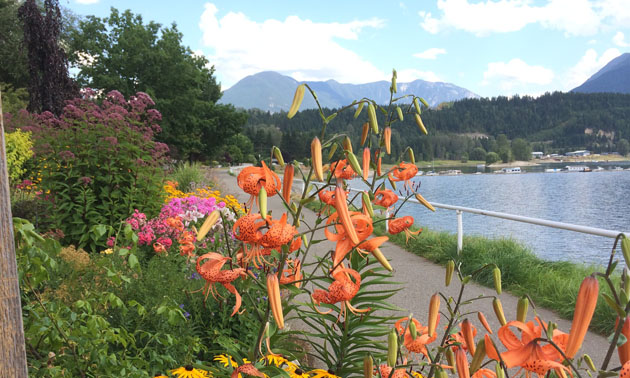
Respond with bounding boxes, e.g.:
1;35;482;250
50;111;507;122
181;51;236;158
456;210;463;254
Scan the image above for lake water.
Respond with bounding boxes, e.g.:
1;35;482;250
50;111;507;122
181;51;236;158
350;166;630;267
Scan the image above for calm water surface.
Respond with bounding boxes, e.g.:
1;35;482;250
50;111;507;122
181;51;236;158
352;169;630;267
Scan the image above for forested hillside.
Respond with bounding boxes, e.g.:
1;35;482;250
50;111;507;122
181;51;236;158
244;91;630;163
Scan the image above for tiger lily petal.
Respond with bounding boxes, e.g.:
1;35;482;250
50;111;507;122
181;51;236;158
335;185;360;245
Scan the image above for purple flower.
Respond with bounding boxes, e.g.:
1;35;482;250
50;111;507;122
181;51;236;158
59;150;75;161
78;176;92;186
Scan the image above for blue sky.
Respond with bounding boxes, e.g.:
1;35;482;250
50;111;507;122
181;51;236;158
65;0;630;98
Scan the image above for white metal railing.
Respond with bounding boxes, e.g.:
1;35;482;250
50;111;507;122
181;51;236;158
299;179;628;253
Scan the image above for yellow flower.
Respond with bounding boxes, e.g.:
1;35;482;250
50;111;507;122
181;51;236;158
170;365;210;378
263;355;294;369
308;369;340;378
100;248;113;255
411;372;424;378
214;354;251;368
288;368;310;378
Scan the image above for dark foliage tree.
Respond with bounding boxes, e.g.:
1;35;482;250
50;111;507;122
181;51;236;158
511;138;532;161
18;0;78;115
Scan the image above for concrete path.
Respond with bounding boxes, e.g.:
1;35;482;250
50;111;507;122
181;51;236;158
211;168;618;368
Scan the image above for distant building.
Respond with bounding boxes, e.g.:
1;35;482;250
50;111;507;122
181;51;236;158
565;150;591;157
531;151;543;159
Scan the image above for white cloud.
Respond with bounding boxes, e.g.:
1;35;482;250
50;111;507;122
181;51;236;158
482;59;554;91
199;3;388;88
75;0;99;4
565;48;621;89
397;69;442;82
419;0;624;36
413;48;447;60
399;2;407;9
613;31;630;47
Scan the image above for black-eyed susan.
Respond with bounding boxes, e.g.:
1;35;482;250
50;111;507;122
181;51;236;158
262;354;294;369
309;369;340;378
287;367;310;378
170;365;210;378
214;354;251;368
411;372;424;378
214;354;239;368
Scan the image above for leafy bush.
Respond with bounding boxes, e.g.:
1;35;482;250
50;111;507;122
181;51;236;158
7;90;169;250
4;128;33;184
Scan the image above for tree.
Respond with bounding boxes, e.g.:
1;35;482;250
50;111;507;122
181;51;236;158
18;0;78;115
486;152;500;165
69;8;246;161
511;138;532;161
618;139;629;156
470;147;487;161
0;0;29;89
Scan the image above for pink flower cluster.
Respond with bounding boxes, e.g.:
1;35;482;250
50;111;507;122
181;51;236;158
122;196;227;255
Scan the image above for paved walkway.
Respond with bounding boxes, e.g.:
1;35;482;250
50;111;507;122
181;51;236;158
211;168;617;367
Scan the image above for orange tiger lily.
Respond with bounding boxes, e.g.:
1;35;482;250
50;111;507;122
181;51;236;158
260;213;297;250
318;189;339;215
280;259;303;288
394;317;438;359
390;162;418;188
324;210;373;270
378;365;410;378
231;363;265;378
374;189;398;210
196;253;246;316
311;268;369;321
388;216;422;243
486;319;571;378
333;159;356;180
237;161;281;210
233;213;267;267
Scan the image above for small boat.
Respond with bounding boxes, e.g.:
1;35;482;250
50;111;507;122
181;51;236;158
545;168;562;173
440;169;462;175
425;171;438;176
612;166;624;171
592;166;605;172
496;167;522;174
564;165;590;172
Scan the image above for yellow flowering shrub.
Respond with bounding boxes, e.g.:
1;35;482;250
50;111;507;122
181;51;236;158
164;181;244;214
5;129;34;184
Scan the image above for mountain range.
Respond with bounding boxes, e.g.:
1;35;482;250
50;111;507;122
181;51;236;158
572;52;630;94
219;71;479;112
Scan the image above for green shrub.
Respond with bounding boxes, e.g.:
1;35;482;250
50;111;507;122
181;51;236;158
4;129;33;184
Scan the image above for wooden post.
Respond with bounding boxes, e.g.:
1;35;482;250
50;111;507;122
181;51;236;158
0;90;29;376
